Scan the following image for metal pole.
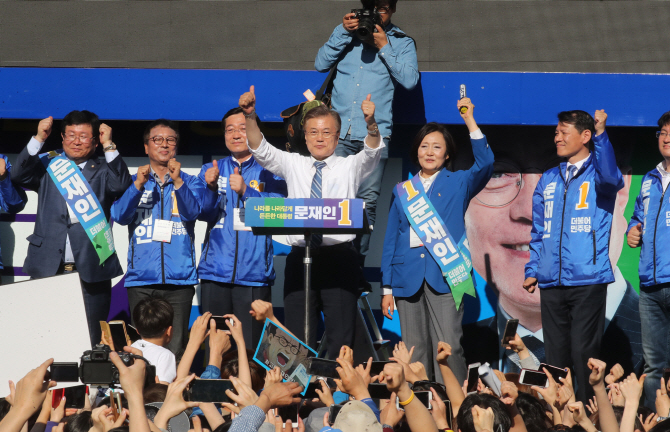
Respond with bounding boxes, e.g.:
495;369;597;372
303;231;312;347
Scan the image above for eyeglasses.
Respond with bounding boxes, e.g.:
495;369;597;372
276;335;299;355
475;171;523;208
147;136;178;146
657;131;670;139
377;6;391;14
306;130;335;139
63;134;93;143
225;127;247;136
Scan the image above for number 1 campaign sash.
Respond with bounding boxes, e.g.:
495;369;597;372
40;151;115;264
396;175;476;309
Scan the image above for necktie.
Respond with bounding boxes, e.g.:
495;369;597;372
566;165;577;183
310;161;327;248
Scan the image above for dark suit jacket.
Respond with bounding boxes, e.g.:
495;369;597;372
12;147;132;282
462;281;644;375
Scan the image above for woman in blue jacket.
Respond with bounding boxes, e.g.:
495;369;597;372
380;98;494;383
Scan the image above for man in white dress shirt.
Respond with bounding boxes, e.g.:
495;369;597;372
240;86;383;356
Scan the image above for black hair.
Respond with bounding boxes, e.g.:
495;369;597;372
0;399;10;422
409;122;457;171
143;383;168;403
64;411;93;432
221;107;261;132
61;110;101;141
658;111;670;129
515;392;552;432
457;393;512;432
557;110;595;151
132;296;174;339
220;349;266;392
302;104;342;133
143;119;180;143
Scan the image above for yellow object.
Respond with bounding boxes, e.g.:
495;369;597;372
399;391;415;406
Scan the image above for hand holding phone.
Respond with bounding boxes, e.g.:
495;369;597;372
466;363;481;394
501;319;519;347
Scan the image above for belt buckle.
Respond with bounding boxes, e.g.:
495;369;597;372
64;264;75;272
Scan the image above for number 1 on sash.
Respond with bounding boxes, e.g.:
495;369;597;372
403;181;420;201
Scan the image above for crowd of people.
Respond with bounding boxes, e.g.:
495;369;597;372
2;0;670;431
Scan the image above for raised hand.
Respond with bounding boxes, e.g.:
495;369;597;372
264;366;283;387
229;167;246;196
11;359;57;419
338;345;354;366
239;86;256;115
189;312;212;347
605;363;625;385
250;299;275;322
313;379;334;407
472;406;495;432
372;24;389;50
436;341;452;366
334;358;370;401
36;116;53;142
619;373;645;404
594;110;607;135
223;314;244;344
205;160;220;192
168;158;183;188
500;381;518;406
457;97;475;120
361;94;376;126
393;341;414;364
627;223;643;248
153;374;200;429
134;165;151;191
99;123;112;146
532;368;559;408
588;358;607;388
656;378;670;417
342;12;359;32
380;393;405;429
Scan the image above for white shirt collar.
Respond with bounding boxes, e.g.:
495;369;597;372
567;154;590;173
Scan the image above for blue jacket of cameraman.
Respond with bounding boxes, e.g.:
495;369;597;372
0;154;28;269
196;156;287;286
525;131;624;288
627;167;670;287
111;171;201;286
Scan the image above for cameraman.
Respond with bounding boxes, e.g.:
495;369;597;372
315;0;419;264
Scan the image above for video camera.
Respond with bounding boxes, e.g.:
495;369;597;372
79;344;155;387
351;0;382;40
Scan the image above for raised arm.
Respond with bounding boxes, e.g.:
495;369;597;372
588;358;619;432
459;98;494;200
110;169;147;226
314;21;353;72
11;117;54;191
176;312;211;380
436;341;466;414
592;110;624;196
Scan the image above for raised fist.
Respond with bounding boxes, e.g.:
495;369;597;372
36;116;53;142
594;110;607;135
99;123;112;146
135;165;151;190
168;158;184;189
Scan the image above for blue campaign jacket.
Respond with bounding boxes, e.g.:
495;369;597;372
627;167;670;287
381;136;494;298
0;154;28;269
525;132;624;288
196;156;287;286
111;171;201;287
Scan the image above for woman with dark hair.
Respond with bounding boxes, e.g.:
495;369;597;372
380;98;494;384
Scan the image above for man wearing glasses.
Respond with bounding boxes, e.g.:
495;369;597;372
626;111;670;406
240;86;383;357
196;108;287;349
12;111;132;347
315;0;419;271
111;119;201;354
